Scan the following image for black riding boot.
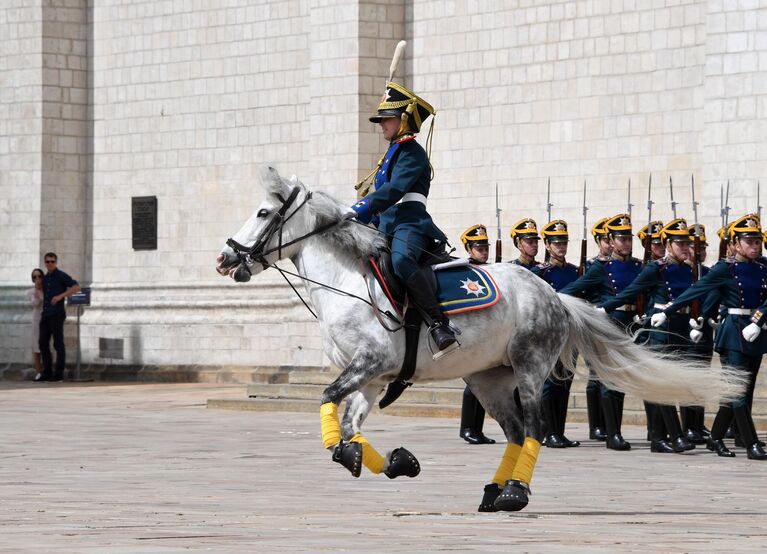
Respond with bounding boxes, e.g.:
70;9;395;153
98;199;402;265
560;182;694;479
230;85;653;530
586;385;606;440
660;404;694;452
460;387;494;445
405;270;456;351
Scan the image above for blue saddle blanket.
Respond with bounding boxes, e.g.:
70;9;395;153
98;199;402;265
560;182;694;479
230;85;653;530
435;265;501;315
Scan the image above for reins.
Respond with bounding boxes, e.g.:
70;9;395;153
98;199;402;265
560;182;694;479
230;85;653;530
225;186;404;329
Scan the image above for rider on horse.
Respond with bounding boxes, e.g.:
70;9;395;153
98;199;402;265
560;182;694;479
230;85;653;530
350;82;456;352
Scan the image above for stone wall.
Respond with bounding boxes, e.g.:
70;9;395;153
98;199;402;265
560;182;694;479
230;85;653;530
2;0;766;371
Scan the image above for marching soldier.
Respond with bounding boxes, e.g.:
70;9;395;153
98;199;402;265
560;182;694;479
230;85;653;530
683;223;714;443
638;221;665;261
351;80;457;352
532;220;580;448
458;225;496;445
601;219;696;454
653;214;767;459
559;213;642;450
582;217;612;441
510;218;540;270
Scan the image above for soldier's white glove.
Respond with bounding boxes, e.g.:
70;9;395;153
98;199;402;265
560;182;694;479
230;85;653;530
651;312;667;328
595;307;606;315
708;317;720;331
342;206;358;220
742;322;761;342
633;314;647;325
689;329;703;343
689;317;704;331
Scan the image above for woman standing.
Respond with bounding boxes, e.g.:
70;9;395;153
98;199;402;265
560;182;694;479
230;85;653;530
27;268;44;381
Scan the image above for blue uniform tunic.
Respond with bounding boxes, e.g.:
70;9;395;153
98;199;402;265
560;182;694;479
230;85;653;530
560;256;643;401
353;136;446;281
531;262;579;292
662;258;767;356
510;258;537;271
601;258;695;347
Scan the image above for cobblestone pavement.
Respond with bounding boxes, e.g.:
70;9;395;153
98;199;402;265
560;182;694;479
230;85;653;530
1;382;766;553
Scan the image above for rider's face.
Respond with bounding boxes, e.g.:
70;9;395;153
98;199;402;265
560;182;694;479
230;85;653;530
518;237;539;258
379;117;401;141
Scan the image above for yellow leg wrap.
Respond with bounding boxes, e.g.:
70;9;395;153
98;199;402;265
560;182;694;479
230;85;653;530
491;443;523;486
349;433;385;474
510;437;541;485
320;402;341;449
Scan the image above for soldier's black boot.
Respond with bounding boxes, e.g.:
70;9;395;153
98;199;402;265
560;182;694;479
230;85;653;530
660;405;694;452
558;382;579;447
459;388;495;445
405;270;457;352
706;438;735;457
643;401;653;441
586;386;606;441
649;405;674;453
681;406;706;444
602;393;630;451
543;388;565;448
732;405;767;460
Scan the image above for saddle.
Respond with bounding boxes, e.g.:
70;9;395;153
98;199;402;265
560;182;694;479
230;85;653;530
368;244;501;409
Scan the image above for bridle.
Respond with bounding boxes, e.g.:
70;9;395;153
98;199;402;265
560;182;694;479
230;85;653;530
226;186;337;272
224;185;402;327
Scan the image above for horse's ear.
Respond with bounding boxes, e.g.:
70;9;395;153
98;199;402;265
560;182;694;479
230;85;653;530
260;165;292;199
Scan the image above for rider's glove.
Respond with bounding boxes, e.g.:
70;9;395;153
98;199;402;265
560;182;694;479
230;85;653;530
689;329;703;344
350;199;372;225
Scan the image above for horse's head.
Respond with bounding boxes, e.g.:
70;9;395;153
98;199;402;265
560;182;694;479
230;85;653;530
216;166;313;282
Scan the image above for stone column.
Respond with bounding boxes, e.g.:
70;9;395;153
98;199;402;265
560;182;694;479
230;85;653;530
40;0;90;282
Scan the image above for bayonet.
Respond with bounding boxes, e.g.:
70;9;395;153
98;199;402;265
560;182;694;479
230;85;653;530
546;177;552;223
578;180;588;276
495;183;502;263
758;180;762;222
627;178;633;217
669;176;677;219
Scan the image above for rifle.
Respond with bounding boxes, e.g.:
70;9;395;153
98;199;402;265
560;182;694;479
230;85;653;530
578;180;588;276
690;174;701;320
495;183;502;263
637;174;653;318
545;178;552;263
627;178;633;217
642;174;654;265
718;181;730;260
758;180;762;223
669;176;677;219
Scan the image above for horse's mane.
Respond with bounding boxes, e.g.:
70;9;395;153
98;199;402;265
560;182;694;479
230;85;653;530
310;191;387;259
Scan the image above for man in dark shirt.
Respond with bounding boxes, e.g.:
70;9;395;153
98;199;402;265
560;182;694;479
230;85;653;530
39;252;80;382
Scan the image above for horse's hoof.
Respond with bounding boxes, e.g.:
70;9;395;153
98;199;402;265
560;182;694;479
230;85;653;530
477;483;502;512
332;441;362;477
493;479;530;512
383;447;420;479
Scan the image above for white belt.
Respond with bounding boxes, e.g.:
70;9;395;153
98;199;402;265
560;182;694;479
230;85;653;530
727;308;755;315
397;192;427;206
614;304;636;312
654;303;690;314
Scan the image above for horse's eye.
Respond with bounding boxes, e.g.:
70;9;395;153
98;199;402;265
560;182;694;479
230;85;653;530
257;209;269;218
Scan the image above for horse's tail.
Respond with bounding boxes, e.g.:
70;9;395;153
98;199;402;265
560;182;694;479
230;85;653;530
557;293;747;405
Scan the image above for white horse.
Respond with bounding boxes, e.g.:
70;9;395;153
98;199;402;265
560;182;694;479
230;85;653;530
216;167;745;512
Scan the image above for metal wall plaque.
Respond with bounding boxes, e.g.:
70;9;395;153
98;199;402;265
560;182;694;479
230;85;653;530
132;196;157;250
99;337;124;359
